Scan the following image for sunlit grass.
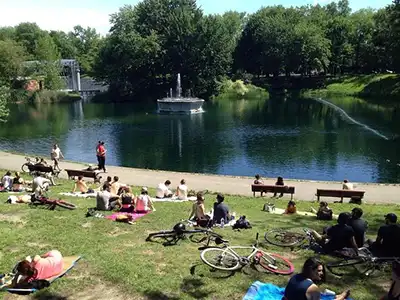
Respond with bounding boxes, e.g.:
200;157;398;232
0;170;396;299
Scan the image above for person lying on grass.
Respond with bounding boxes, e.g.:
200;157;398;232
308;212;359;256
12;250;64;285
284;257;350;300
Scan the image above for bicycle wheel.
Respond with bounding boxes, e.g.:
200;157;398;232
56;200;77;210
258;252;295;275
200;248;241;271
264;229;306;247
146;231;179;243
21;163;30;173
326;257;371;276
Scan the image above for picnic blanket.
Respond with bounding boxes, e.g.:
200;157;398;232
1;256;82;294
151;196;197;202
60;192;96;198
265;207;338;219
243;281;352;300
105;211;150;221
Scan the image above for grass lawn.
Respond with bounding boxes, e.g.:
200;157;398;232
304;74;400;100
0;172;399;299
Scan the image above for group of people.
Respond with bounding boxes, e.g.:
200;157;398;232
0;171;26;192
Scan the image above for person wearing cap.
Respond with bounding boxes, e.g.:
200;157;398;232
212;194;232;225
371;213;400;257
349;207;368;248
135;187;155;213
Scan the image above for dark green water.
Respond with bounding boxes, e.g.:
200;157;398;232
1;95;400;183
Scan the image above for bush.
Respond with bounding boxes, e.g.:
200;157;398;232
213;78;268;100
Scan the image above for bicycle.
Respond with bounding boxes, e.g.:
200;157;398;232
30;195;77;210
264;228;317;248
200;233;295;275
146;223;226;247
326;247;397;277
21;157;38;173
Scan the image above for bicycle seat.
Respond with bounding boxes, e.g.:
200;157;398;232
215;237;229;245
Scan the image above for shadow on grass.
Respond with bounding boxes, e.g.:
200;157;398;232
360;75;400;98
189;263;236;279
143;290;180;300
32;291;67;300
180;277;215;299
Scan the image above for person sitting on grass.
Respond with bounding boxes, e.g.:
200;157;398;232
1;171;13;191
135;187;155;213
119;186;135;213
156;180;173;199
284;200;297;215
274;176;285;197
176;179;188;200
110;176;121;195
72;176;94;194
349;207;368;248
12;172;25;192
284;257;350;300
12;250;64;284
32;174;51;199
311;201;333;220
370;213;400;258
309;212;359;255
212;194;233;225
96;182;120;211
189;192;210;227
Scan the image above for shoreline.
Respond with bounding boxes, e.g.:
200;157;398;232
1;151;400;204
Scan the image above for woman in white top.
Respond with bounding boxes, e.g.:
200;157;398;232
135;187;155;212
176;179;188;200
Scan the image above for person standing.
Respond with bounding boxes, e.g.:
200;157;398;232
51;144;64;171
95;141;101;170
97;141;107;172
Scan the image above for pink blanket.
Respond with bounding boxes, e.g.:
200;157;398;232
105;212;150;221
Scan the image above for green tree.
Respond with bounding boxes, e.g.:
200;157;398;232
14;22;46;58
0;39;27;83
49;30;78;59
0;84;10;122
0;27;16;41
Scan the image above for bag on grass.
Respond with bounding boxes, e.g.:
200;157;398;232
232;216;252;230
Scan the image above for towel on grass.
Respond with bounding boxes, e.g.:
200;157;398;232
265;207;338;219
243;281;352;300
151;196;197;202
1;256;82;294
60;192;96;198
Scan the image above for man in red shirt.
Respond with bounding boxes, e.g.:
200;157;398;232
97;142;107;172
95;141;101;169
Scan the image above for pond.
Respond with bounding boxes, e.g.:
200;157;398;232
1;94;400;183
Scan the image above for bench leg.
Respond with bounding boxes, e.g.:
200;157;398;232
253;192;255;197
317;195;320;202
291;194;293;200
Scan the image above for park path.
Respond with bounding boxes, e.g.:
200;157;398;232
0;151;399;204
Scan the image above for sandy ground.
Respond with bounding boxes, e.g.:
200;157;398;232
1;151;399;204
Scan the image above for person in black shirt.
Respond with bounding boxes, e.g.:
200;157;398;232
212;194;231;225
349;207;368;248
371;213;400;258
310;212;359;255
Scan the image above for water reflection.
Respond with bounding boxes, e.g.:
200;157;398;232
1;95;400;182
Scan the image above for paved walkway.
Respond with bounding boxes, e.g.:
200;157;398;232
0;151;399;204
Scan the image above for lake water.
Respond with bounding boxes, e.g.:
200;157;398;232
1;95;400;183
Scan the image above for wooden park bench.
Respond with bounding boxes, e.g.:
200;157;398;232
27;164;60;177
65;169;101;183
251;184;295;200
316;189;365;203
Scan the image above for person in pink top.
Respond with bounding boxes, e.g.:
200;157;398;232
14;250;64;283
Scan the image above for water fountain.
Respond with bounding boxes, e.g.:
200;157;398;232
157;73;205;114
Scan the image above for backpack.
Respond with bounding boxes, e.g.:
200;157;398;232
317;208;333;220
262;203;275;212
232;216;252;230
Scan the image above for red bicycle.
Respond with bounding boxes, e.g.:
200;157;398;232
30;196;77;210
